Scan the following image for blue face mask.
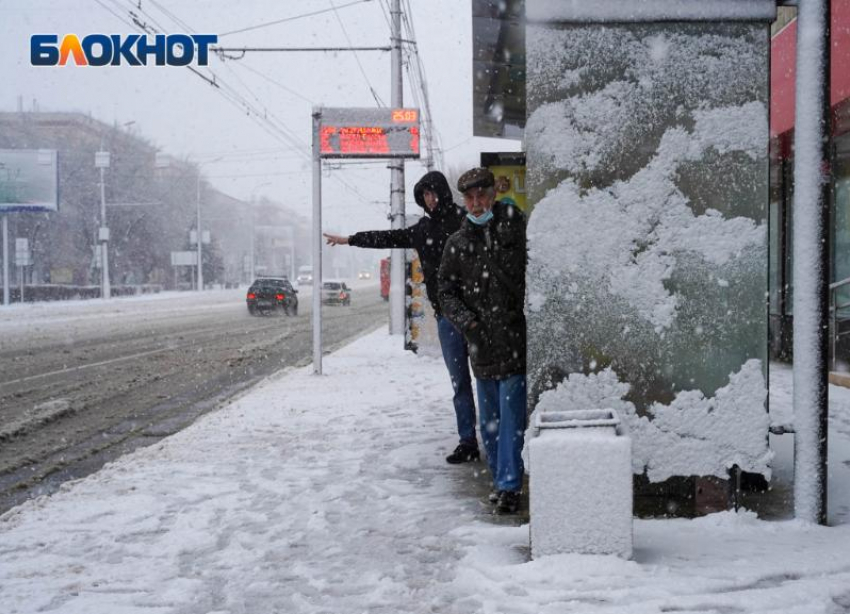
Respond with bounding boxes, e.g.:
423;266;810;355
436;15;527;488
466;210;494;226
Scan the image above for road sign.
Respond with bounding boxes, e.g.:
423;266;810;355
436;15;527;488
171;251;197;266
189;230;210;245
0;149;59;212
15;238;31;266
318;108;420;159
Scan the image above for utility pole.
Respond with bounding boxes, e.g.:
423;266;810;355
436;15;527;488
95;150;111;299
312;108;323;374
2;215;9;305
793;0;831;525
389;0;405;335
249;200;256;282
196;170;204;292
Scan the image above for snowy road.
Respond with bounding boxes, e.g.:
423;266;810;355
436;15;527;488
0;282;386;512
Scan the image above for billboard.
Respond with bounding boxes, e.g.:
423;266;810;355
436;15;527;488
0;149;59;212
481;152;527;211
318;108;420;159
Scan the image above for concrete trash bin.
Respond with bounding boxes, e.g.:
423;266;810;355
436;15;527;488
529;408;632;559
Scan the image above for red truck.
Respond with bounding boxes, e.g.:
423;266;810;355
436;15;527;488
380;258;390;301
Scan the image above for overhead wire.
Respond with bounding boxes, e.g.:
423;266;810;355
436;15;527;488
115;0;314;159
197;153;306;164
398;0;443;170
147;0;195;33
140;0;385;207
404;0;443;168
95;0;392;206
193;146;292;158
398;5;428;156
232;61;317;106
328;0;386;107
218;0;373;38
206;170;313;179
376;0;392;31
107;0;308;156
91;0;128;25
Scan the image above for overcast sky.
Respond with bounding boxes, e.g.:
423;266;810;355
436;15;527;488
2;0;521;234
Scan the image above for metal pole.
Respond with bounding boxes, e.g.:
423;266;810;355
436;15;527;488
2;215;8;306
249;199;256;281
196;170;204;292
389;0;406;335
793;0;831;525
312;107;323;375
100;166;111;299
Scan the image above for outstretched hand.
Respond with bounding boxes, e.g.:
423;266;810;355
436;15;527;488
323;233;349;246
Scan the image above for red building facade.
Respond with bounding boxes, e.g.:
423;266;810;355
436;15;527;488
769;3;850;368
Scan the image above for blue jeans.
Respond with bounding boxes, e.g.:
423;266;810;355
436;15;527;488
476;374;527;492
436;315;477;446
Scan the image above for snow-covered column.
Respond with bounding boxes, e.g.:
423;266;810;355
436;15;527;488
524;1;776;499
792;0;831;525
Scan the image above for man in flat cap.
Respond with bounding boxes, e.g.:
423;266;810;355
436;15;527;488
438;167;528;514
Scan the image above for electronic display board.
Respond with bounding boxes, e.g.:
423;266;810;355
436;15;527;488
318;108;420;159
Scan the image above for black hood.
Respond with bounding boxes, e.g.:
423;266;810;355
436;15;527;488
413;171;455;218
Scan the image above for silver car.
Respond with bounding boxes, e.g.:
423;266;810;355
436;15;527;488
321;280;351;306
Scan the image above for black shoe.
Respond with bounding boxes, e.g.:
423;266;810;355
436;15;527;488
488;490;500;504
445;443;480;464
495;490;521;515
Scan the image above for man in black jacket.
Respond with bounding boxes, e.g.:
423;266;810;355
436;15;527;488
323;171;480;464
438;167;527;514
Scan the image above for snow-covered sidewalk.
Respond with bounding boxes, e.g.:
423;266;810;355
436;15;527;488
2;331;850;614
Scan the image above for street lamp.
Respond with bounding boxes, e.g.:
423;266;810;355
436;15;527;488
191;157;225;291
95;150;111;299
249;182;272;281
196;169;203;291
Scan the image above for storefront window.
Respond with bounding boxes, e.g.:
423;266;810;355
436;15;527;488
785;165;794;316
769;140;783;315
834;133;850;317
770;199;781;314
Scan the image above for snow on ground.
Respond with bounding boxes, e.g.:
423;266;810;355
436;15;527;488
2;328;850;613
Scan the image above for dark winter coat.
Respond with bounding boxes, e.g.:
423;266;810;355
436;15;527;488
347;171;465;317
438;201;527;380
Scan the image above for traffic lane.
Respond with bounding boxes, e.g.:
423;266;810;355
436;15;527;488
0;282;374;384
0;282;377;375
0;283;385;432
0;291;388;512
0;290;384;436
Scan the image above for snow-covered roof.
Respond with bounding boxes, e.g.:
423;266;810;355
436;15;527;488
527;0;777;23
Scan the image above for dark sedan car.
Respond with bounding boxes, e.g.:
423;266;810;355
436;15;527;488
246;277;298;316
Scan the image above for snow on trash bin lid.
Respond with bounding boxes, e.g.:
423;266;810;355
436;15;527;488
535;409;620;429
